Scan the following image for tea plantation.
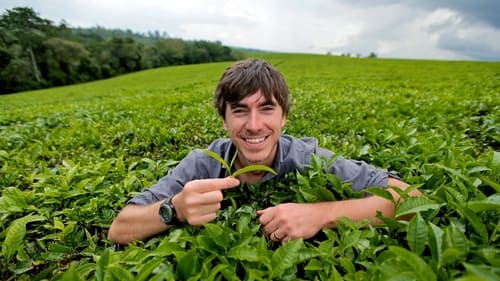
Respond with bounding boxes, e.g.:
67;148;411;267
0;53;499;280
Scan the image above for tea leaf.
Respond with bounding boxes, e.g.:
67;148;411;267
388;246;437;281
428;222;444;268
108;264;134;281
136;258;163;281
231;164;277;178
395;197;442;217
467;194;500;212
365;186;395;203
406;213;428;255
227;244;260;262
200;149;231;172
95;248;110;281
2;215;45;260
271;239;303;278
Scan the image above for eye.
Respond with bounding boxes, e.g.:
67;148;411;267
262;105;275;112
231;108;247;114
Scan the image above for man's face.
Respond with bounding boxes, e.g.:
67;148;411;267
223;90;286;168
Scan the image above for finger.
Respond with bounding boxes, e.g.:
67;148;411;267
257;207;274;225
271;231;285;241
191;202;222;215
260;215;281;235
281;234;290;243
274;231;285;240
187;212;217;226
192;177;240;193
198;190;224;204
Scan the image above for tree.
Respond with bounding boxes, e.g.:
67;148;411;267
0;7;55;83
99;37;144;76
39;37;90;85
0;6;242;94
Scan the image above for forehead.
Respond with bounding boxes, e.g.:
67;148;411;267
229;90;277;107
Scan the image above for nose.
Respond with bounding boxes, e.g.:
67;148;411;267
246;111;263;131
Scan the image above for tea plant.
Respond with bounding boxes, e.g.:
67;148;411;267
201;149;277;177
0;53;499;280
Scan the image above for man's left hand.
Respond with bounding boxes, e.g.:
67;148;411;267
257;203;325;242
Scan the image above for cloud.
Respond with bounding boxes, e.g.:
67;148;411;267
335;0;500;60
345;0;500;28
1;0;499;60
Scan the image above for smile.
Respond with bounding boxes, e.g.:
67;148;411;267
244;136;267;144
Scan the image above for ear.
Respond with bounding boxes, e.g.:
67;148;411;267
223;119;228;131
281;115;287;127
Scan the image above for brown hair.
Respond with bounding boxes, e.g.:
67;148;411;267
214;58;291;119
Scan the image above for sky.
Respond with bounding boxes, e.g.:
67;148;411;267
2;0;500;61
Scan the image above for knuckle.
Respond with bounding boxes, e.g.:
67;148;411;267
214;191;224;201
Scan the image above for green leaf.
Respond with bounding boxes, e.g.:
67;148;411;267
95;248;110;281
231;164;277;178
406;213;428;255
227;244;260;262
108;264;134;281
203;223;231;250
453;203;489;243
0;187;29;213
206;264;229;281
395;196;442;217
365;186;395;203
427;222;444;268
463;262;500;280
2;219;27;260
442;221;469;263
271;239;303;278
492;151;500;169
58;262;84;281
201;148;277;177
136;258;163;281
2;214;45;260
176;250;200;280
479;176;500;193
200;149;231;172
387;246;437;281
467;194;500;212
229;149;238;170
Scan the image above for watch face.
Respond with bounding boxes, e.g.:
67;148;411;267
159;202;174;223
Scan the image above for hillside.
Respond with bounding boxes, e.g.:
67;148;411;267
0;53;499;280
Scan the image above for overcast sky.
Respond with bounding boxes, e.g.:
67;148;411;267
2;0;500;61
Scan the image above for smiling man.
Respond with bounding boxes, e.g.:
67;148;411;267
108;58;420;244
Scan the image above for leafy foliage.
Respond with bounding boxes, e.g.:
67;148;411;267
0;53;499;280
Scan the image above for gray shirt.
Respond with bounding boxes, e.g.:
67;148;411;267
128;134;392;205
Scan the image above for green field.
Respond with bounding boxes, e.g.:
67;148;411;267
1;53;499;280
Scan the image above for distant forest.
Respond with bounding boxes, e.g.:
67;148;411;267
0;7;245;94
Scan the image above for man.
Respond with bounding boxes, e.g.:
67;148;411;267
108;58;420;245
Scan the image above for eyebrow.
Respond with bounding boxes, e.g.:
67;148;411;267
229;99;277;109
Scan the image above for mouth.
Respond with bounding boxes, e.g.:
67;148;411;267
243;136;267;144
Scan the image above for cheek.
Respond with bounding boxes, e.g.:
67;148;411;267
223;120;239;135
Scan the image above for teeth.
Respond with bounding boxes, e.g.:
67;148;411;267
245;137;265;144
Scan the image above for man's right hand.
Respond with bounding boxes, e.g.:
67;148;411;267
171;177;240;225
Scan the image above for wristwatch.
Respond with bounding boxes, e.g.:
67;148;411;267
159;196;182;225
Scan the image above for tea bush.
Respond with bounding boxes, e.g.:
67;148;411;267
1;53;499;280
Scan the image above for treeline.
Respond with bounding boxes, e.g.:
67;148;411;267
0;7;245;94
